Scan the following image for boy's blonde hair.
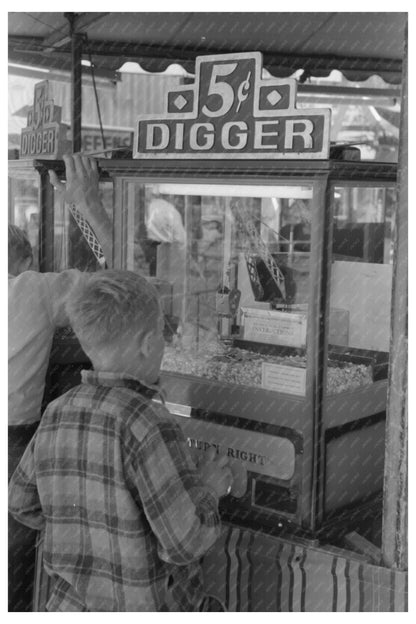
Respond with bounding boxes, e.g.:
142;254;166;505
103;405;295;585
8;224;33;267
66;270;161;350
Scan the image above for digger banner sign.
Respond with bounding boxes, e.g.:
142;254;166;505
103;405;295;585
134;52;331;160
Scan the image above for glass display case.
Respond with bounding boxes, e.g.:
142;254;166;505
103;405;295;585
9;155;396;538
8;159;114;272
100;157;396;537
8;160;53;272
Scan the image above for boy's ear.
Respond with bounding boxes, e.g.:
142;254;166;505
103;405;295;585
138;329;153;358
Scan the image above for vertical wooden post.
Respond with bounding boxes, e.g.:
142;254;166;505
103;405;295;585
306;174;331;531
71;33;83;152
382;25;408;570
67;12;83;153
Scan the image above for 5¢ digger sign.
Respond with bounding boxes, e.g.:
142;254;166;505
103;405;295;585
134;52;331;159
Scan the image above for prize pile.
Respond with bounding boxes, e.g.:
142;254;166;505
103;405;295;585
161;340;372;394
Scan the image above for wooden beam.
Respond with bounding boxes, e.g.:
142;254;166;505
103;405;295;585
297;84;401;99
382;23;408;571
67;39;404;74
8;63;120;83
71;30;83;153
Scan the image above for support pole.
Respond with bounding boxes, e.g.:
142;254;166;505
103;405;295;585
71;33;83;152
382;24;408;570
66;13;83;153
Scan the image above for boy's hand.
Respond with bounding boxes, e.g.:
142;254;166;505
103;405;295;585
198;447;234;498
48;153;100;208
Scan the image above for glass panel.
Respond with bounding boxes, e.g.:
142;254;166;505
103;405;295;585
333;186;396;264
53;180;114;271
326;185;397;393
125;180;317;394
9;177;40;271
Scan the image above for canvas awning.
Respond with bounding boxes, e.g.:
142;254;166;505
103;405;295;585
8;12;407;84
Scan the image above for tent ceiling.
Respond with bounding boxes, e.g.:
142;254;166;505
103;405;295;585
8;12;407;84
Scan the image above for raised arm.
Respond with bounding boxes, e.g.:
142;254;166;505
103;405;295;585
49;153;113;265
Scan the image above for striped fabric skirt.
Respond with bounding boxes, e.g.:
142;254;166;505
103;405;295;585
202;524;408;612
33;525;408;612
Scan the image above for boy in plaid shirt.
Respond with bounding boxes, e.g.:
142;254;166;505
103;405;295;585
9;270;233;611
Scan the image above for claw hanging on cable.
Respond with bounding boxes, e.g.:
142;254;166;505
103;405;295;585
231;200;286;302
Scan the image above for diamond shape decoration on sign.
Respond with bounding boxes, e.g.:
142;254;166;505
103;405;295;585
174;95;188;111
258;84;291;111
167;89;194;114
267;90;282;107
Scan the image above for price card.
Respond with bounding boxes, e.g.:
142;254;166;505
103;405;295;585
262;362;306;396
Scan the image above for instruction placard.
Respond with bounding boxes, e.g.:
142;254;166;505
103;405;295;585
242;308;307;347
262;362;306;396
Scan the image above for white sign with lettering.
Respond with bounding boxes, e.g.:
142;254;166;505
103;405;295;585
170;414;296;483
242;308;307;347
262;362;307;396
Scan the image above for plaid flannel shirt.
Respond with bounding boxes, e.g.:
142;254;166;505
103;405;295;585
8;370;221;611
